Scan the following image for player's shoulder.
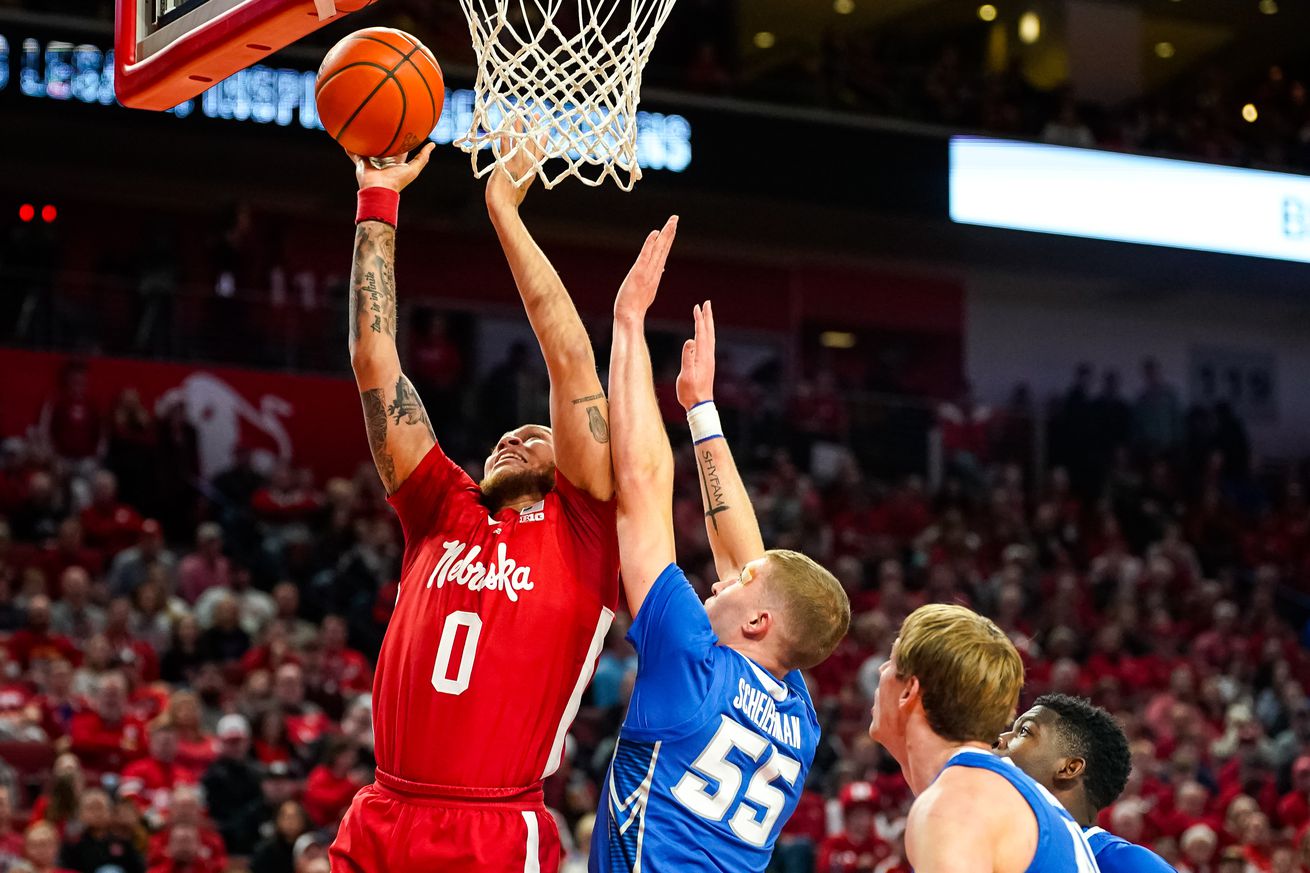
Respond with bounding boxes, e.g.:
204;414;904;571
1087;829;1176;873
916;762;1032;825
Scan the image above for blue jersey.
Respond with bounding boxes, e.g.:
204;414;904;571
1085;827;1177;873
943;750;1102;873
590;564;818;872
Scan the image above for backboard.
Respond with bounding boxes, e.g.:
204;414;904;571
114;0;374;110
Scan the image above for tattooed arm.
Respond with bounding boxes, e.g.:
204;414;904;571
345;145;437;495
675;301;765;580
486;139;612;501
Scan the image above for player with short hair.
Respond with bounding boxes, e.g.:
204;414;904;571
869;603;1101;873
591;229;851;870
330;142;624;872
997;694;1175;873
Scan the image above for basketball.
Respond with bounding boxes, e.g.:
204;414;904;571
315;27;444;159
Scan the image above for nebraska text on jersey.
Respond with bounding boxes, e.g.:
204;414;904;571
426;540;536;601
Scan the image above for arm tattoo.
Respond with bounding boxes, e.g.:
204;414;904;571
571;393;605;405
586;406;610;444
697;447;729;531
387;375;436;439
349;223;397;342
361;389;396;490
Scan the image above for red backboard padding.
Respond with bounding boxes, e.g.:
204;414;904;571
114;0;374;110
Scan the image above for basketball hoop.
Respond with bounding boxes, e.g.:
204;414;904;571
455;0;681;191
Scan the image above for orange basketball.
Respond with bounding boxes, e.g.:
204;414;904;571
315;27;445;159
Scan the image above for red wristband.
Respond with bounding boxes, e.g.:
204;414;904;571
356;187;399;227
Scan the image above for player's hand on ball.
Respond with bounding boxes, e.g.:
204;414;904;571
615;216;678;323
676;300;716;410
346;142;435;192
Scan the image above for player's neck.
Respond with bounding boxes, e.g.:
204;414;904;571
490;492;546;514
727;641;788;681
903;722;991;795
1062;790;1097;828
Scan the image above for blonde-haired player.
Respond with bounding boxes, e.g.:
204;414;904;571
869;603;1102;873
590;225;851;871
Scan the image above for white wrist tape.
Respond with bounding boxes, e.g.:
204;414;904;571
687;400;724;445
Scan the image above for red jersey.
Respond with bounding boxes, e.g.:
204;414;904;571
817;833;893;873
68;711;148;774
374;445;619;788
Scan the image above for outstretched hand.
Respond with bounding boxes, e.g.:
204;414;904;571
345;143;435;192
676;300;715;411
486;121;547;212
614;216;678;323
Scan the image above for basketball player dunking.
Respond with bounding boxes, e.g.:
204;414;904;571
328;143;620;873
868;604;1103;873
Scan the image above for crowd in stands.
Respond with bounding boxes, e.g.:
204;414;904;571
7;0;1310;174
0;339;1305;873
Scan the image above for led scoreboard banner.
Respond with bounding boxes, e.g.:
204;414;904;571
950;135;1310;265
0;34;693;175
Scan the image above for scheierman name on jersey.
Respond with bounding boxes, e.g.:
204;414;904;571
732;678;803;748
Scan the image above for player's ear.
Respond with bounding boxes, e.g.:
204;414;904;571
1057;755;1087;782
899;675;920;711
742;609;771;642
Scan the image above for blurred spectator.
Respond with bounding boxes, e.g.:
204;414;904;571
0;785;24;866
120;724;191;813
195;566;272;638
406;309;464;420
57;788;145;873
1042;92;1095;148
23;821;73;873
159;616;205;686
69;672;147;777
301;735;366;828
108;520;176;599
249;801;309;873
145;823;211;873
50;567;105;639
105;391;156;511
9;596;79;670
144;785;225;872
176;525;229;606
290;832;329;873
201;714;263;855
817;782;892;872
1134;358;1184;458
79;471;143;555
196;594;251;665
38;362;102;465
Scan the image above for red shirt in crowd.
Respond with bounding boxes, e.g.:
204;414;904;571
120;757;201;810
816;833;893;873
79;502;143;555
68;710;148;774
1279;791;1310;830
43;394;102;460
779;790;827;844
147;826;226;872
7;630;80;670
323;648;372;694
302;765;362;827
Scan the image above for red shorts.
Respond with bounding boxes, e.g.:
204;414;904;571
329;769;561;873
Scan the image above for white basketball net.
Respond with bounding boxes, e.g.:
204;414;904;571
456;0;680;191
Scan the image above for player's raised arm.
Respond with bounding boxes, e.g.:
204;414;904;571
675;301;766;579
609;217;679;616
345;145;438;495
486;138;612;500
